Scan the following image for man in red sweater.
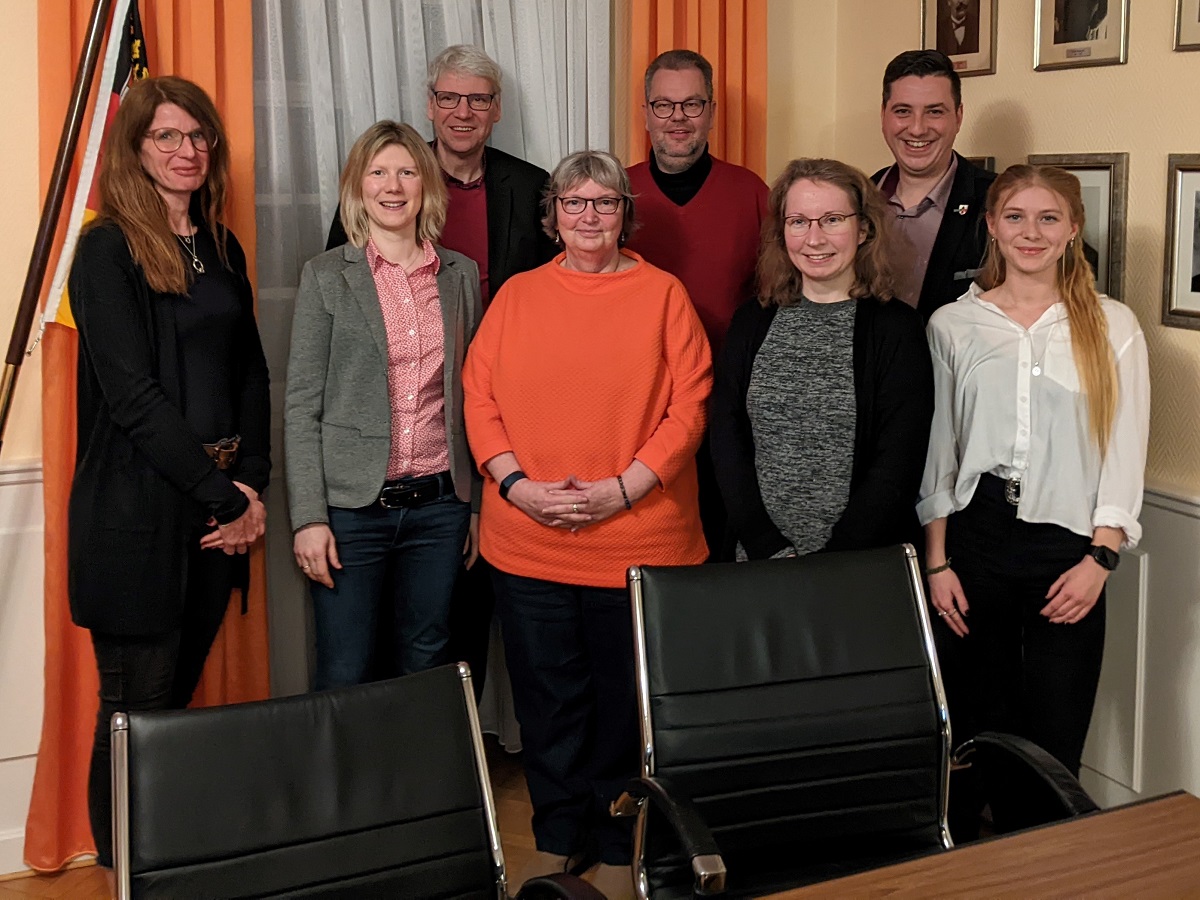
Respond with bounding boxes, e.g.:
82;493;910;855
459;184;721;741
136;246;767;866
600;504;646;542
625;49;769;560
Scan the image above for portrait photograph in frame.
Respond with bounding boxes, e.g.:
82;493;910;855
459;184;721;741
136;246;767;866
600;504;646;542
921;0;997;76
964;156;996;172
1176;0;1200;51
1035;0;1129;71
1028;153;1128;300
1162;154;1200;330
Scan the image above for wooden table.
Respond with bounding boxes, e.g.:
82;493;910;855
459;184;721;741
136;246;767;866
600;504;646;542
774;792;1200;898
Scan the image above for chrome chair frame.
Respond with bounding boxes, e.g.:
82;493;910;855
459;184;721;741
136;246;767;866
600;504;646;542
622;543;954;899
111;663;508;900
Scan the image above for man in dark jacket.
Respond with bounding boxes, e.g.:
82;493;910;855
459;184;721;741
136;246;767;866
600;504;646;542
874;49;996;322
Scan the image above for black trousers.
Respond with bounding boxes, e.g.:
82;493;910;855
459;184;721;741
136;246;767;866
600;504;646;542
696;432;731;562
87;541;237;867
491;568;638;865
942;474;1105;835
448;557;496;702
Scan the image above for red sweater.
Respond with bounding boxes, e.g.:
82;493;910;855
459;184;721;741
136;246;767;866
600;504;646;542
462;251;711;588
626;157;769;355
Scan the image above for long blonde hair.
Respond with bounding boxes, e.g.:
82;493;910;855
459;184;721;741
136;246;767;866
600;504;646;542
978;164;1117;457
95;76;230;294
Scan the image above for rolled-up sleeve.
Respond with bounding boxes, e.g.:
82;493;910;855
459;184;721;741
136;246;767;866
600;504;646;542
1093;328;1150;548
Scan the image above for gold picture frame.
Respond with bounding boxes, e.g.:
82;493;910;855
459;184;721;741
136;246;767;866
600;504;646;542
1034;0;1129;71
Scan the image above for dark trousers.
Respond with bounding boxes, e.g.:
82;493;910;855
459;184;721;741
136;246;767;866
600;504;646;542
87;541;237;867
448;556;496;701
492;569;639;865
942;474;1105;835
311;495;471;690
697;432;731;562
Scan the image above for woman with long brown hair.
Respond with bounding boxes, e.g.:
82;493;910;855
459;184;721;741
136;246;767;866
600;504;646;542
67;75;269;866
711;157;933;560
919;164;1149;788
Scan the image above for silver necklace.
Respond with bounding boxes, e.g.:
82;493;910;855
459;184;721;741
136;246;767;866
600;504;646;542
177;232;205;274
1030;318;1061;377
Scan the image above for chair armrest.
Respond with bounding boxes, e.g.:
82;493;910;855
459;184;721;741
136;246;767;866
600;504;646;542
514;872;607;900
955;731;1099;833
621;775;726;895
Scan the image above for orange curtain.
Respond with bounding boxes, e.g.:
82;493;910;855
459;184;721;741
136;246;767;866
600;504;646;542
27;0;263;871
626;0;768;176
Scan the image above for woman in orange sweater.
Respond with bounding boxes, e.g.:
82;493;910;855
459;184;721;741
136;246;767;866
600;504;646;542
463;150;711;886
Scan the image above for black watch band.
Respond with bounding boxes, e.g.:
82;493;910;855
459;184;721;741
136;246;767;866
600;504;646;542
498;470;527;502
1087;544;1120;571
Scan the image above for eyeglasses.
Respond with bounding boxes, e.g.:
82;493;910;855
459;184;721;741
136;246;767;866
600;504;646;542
783;212;859;235
648;99;710;119
432;90;496;111
145;127;215;153
557;196;623;215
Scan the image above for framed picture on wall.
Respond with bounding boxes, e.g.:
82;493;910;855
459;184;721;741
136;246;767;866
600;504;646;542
1176;0;1200;51
921;0;998;76
1028;153;1128;300
964;155;996;172
1162;155;1200;330
1034;0;1129;71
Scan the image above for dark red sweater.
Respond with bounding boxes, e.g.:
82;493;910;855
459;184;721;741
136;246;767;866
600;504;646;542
626;157;769;354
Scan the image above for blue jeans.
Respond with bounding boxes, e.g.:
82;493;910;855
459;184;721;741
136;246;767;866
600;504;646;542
311;495;471;690
491;569;638;865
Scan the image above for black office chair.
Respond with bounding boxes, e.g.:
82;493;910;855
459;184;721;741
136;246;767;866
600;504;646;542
615;545;1096;898
111;663;603;900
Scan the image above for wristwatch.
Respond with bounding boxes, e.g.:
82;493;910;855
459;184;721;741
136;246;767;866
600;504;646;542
1087;544;1120;571
498;470;528;502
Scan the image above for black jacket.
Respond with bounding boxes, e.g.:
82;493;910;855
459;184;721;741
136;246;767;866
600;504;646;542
67;221;271;635
710;296;934;559
873;152;996;322
326;144;556;297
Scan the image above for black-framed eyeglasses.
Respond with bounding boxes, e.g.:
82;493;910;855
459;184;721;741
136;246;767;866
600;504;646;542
783;212;859;235
557;196;623;216
648;98;709;119
145;127;215;153
432;90;496;111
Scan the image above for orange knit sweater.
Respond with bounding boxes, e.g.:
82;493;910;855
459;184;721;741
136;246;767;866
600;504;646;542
462;251;712;588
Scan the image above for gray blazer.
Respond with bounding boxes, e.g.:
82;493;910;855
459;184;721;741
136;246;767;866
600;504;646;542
284;242;483;531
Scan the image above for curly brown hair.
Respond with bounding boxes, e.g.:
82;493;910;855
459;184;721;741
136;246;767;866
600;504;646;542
757;158;897;307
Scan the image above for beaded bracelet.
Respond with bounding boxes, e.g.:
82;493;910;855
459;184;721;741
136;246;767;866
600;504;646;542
616;474;632;510
925;558;952;576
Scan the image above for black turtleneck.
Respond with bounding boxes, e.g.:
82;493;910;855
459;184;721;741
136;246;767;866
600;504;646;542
649;146;713;207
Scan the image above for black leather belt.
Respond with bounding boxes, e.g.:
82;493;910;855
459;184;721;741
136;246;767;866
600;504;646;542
378;471;455;509
203;435;240;470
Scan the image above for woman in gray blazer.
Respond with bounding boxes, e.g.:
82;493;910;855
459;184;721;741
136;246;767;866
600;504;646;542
285;121;482;689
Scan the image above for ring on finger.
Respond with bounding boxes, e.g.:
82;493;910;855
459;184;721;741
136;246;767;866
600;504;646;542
948;609;959;616
572;503;579;514
937;610;948;617
301;564;311;570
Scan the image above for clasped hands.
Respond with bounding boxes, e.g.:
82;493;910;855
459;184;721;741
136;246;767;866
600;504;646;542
509;474;627;531
199;482;267;555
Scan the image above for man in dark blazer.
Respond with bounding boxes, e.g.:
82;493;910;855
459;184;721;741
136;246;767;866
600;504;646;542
936;0;980;56
325;46;554;696
326;45;555;303
874;50;996;322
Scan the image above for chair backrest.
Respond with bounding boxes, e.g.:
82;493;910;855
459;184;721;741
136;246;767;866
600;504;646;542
628;545;951;892
112;664;504;899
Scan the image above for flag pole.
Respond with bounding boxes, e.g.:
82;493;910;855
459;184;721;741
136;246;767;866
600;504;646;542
0;0;114;456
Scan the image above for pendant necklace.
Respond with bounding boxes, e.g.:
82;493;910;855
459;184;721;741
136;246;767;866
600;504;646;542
177;231;205;274
1030;318;1061;377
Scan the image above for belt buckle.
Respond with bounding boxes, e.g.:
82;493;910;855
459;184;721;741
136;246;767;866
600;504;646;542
1004;477;1022;506
379;481;437;509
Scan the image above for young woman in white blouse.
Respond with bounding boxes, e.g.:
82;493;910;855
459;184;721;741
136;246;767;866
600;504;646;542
918;165;1149;782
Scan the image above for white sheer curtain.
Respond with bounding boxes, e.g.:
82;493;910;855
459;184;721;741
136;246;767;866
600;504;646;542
252;1;610;742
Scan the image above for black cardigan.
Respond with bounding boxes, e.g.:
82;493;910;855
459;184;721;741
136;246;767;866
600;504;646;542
710;296;934;559
67;221;270;635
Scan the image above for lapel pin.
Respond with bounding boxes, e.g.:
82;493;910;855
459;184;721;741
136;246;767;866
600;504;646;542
955;204;969;216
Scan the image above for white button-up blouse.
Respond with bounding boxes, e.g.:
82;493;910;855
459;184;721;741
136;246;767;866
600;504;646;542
917;283;1150;547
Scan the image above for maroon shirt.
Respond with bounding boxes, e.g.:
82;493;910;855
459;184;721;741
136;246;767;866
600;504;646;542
439;168;491;305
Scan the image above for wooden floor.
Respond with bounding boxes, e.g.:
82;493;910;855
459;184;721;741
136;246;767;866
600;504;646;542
0;736;540;899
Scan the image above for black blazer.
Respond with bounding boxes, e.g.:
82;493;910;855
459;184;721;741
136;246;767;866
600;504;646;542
710;296;934;559
326;144;556;297
67;221;271;635
874;152;996;322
